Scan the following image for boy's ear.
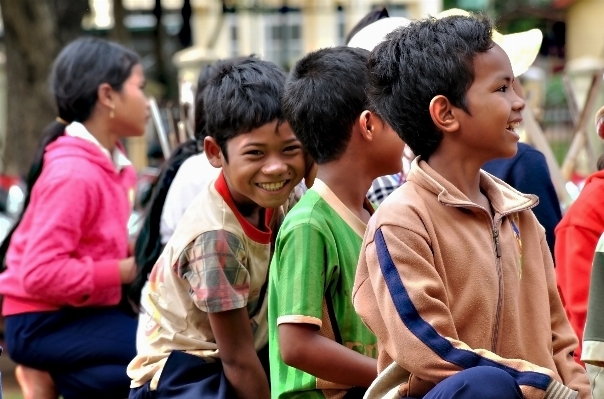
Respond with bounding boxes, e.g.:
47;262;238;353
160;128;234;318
358;110;376;142
204;136;223;168
429;95;460;133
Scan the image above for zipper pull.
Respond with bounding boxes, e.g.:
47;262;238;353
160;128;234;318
493;227;501;258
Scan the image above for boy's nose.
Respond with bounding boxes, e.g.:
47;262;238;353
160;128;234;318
262;159;288;175
513;93;525;113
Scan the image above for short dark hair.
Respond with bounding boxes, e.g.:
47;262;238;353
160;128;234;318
283;46;370;164
367;14;493;159
194;57;248;143
204;56;286;160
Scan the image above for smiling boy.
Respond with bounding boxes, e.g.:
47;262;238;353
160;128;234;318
127;57;307;399
353;14;590;399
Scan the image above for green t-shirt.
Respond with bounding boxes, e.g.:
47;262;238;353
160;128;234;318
268;179;378;399
583;233;604;365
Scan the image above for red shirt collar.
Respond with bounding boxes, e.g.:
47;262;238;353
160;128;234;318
214;171;274;244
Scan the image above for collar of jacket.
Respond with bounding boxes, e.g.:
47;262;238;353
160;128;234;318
406;156;538;217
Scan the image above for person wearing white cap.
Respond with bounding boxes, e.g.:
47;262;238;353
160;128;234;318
351;12;590;399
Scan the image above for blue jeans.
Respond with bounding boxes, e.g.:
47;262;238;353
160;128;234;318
5;307;136;399
413;366;524;399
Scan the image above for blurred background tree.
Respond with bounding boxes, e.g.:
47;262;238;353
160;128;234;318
0;0;89;176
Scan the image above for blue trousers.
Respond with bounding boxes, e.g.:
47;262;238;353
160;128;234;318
416;366;523;399
129;351;235;399
130;346;274;399
5;307;137;399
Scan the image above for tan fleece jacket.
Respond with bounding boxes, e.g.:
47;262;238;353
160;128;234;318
353;158;590;399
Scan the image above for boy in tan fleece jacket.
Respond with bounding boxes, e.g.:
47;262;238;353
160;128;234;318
353;14;590;399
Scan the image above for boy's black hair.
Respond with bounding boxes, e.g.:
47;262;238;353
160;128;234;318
367;14;494;159
345;7;389;45
203;56;286;161
282;46;370;164
129;57;244;305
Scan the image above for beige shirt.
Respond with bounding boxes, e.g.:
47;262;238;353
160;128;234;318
128;172;287;390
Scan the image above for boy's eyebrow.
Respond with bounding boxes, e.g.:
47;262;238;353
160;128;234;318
242;138;299;148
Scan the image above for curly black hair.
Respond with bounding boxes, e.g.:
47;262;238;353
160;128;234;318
367;14;494;159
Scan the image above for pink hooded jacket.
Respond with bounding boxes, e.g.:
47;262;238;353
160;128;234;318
0;134;136;315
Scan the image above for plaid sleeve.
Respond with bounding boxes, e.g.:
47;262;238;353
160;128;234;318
176;230;249;313
367;173;404;205
283;182;306;214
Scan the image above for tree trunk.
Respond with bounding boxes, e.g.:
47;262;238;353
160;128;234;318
111;0;131;45
178;0;193;48
153;0;168;87
55;0;90;46
0;0;89;176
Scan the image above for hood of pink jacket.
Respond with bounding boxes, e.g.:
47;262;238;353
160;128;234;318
44;135;131;177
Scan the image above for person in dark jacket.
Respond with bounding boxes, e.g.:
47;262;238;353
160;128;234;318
483;140;562;255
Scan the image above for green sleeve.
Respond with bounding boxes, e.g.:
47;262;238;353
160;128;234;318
583;233;604;366
272;222;327;327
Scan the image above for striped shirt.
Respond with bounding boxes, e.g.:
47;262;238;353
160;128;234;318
582;233;604;396
268;179;378;399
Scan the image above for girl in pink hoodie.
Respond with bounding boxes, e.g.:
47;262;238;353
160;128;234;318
0;37;149;399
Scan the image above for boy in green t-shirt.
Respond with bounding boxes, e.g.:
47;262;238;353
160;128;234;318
268;46;405;398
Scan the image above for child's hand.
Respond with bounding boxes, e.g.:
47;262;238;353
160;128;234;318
119;257;137;284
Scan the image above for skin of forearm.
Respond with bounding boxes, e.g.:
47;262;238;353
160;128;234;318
222;358;270;399
208;308;270;399
279;324;377;388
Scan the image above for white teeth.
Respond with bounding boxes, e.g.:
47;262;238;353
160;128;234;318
257;181;287;191
507;122;520;130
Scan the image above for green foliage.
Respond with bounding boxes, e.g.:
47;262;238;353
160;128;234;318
545;74;568;107
503;17;544;34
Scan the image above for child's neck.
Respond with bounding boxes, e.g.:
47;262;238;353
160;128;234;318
427;152;491;212
230;191;267;231
225;188;268;231
316;161;373;224
83;119;118;152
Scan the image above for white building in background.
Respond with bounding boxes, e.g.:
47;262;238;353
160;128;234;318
84;0;442;80
174;0;443;81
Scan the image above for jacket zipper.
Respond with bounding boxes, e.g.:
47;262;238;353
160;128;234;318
442;200;538;353
491;224;503;351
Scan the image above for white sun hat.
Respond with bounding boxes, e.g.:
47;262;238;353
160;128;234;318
348;8;543;78
347;17;412;51
436;8;543;77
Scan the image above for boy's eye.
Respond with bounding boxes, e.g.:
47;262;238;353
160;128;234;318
496;85;508;93
283;145;302;153
245;150;263;156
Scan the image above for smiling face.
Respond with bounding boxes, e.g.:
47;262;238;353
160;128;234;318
217;120;306;212
455;44;525;162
